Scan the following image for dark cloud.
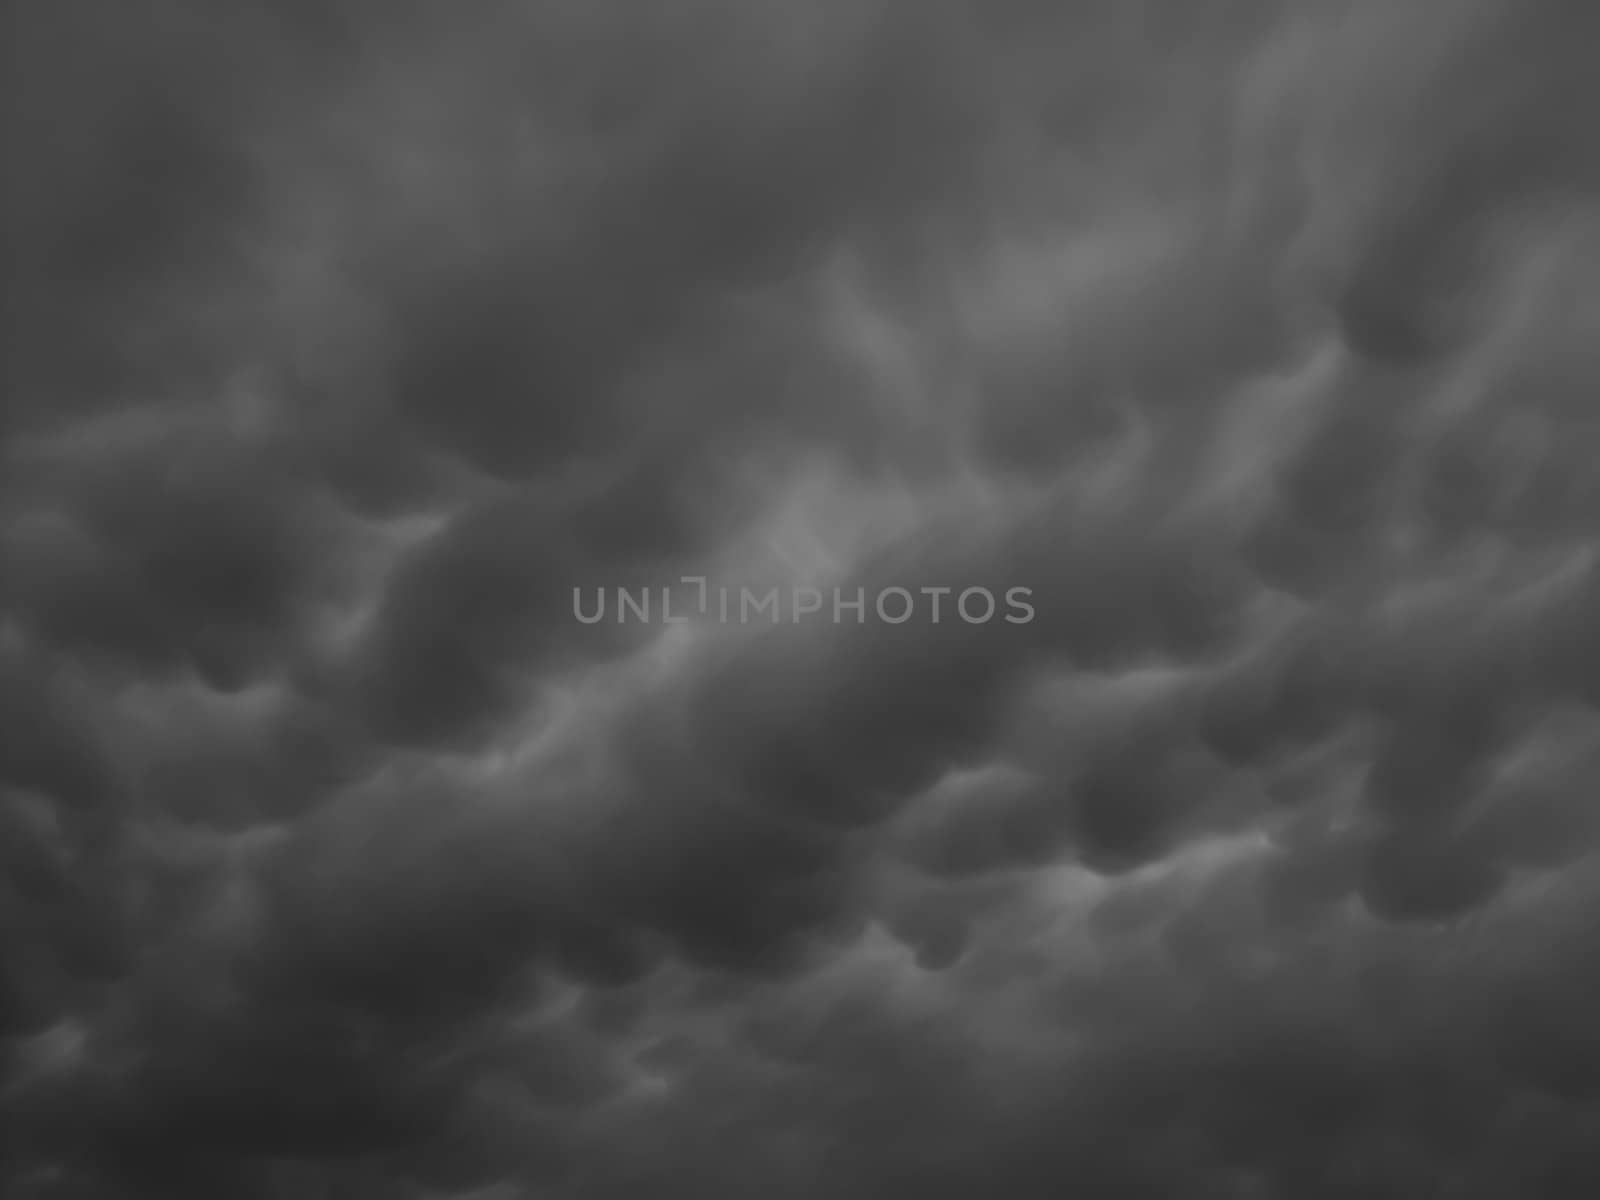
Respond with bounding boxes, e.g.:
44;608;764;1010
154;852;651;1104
5;0;1600;1196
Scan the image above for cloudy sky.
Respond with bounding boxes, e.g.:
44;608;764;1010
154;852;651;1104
4;1;1600;1196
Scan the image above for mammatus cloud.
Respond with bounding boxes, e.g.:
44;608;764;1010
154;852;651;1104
4;0;1599;1196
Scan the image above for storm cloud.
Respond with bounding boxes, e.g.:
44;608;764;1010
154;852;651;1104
4;1;1600;1196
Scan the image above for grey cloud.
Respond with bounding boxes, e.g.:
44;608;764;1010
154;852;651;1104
5;1;1600;1197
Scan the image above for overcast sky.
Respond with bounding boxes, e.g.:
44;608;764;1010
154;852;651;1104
4;1;1600;1196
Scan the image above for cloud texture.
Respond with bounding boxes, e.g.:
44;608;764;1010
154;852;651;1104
4;1;1600;1195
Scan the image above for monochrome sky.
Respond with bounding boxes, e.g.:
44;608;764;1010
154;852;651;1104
4;1;1600;1196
